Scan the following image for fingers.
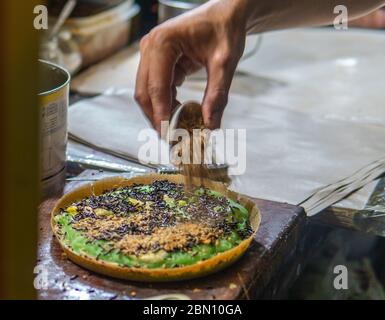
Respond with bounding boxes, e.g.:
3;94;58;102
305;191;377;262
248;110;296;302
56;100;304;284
202;55;236;129
135;33;180;134
134;38;153;122
147;45;179;134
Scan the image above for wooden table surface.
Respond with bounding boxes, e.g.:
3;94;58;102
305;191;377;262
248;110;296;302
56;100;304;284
38;171;307;300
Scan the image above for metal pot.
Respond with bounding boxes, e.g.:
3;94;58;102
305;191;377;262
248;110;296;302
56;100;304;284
38;60;70;198
158;0;205;23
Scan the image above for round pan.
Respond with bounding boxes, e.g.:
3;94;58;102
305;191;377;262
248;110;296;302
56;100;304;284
51;174;261;282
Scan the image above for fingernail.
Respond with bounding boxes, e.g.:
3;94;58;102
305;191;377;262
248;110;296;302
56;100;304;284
205;112;222;130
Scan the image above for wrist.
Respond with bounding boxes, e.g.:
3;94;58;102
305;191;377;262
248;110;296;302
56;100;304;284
202;0;249;33
226;0;250;33
231;0;282;34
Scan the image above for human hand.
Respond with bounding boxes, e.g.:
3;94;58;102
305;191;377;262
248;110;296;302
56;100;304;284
135;0;385;134
134;0;247;133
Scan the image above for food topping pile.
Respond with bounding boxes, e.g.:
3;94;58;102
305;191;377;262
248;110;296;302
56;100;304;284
54;180;252;268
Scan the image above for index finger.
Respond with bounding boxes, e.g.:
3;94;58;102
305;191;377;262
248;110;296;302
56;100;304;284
147;45;180;135
135;47;153;122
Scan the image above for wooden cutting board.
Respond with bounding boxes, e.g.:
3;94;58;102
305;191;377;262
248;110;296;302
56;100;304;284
37;171;306;300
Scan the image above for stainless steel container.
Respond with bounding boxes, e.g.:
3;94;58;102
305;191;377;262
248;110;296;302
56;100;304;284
38;60;70;198
158;0;205;23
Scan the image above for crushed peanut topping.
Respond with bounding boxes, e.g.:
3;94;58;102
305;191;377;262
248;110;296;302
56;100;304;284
116;222;222;255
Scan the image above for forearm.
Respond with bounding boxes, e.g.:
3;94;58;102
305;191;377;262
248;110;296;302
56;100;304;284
234;0;385;33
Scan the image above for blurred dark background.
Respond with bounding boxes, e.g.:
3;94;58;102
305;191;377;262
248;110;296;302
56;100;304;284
48;0;159;36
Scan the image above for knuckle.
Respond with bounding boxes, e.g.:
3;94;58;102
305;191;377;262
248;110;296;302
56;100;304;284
139;35;149;50
213;51;233;67
134;90;147;105
147;84;164;98
140;28;174;51
148;28;172;47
